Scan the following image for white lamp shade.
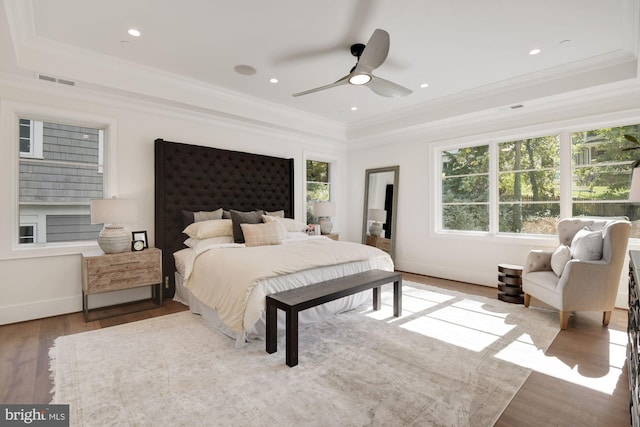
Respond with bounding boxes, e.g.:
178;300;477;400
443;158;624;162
313;201;336;217
90;198;137;225
368;208;387;223
630;168;640;202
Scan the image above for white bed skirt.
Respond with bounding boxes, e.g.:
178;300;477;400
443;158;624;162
174;262;379;346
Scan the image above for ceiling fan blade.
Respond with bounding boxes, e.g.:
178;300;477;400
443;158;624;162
366;76;412;98
292;74;350;97
354;29;390;74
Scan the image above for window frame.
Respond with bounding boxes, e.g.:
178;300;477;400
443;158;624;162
0;99;118;260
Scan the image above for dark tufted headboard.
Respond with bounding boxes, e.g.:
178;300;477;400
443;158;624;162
154;139;294;297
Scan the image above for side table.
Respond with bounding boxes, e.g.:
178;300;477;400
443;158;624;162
81;247;163;321
498;263;524;304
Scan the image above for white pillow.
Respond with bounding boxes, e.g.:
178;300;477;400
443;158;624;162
184;235;234;249
183;219;233;239
173;248;191;275
570;227;603;261
262;215;307;232
240;222;285;247
550;244;571;277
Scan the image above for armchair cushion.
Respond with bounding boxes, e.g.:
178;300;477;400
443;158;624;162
550;244;571;276
570;227;603;261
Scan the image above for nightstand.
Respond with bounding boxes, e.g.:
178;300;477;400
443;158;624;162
325;233;339;241
366;235;391;254
81;247;163;321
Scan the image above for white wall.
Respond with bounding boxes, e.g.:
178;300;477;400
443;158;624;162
0;75;348;325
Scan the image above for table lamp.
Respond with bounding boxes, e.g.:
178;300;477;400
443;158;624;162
90;197;137;253
368;208;386;237
313;201;336;235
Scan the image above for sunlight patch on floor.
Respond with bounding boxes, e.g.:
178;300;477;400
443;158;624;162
398;298;516;352
495;330;627;395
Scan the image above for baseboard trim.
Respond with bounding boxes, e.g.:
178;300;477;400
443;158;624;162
0;295;81;325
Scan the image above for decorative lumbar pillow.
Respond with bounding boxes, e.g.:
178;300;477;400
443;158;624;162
550;244;571;277
241;222;285;247
182;219;233;239
230;210;265;243
570;227;603;261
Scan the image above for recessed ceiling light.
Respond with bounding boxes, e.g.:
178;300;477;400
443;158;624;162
529;48;541;56
128;29;141;37
420;83;429;88
269;78;279;84
350;107;358;111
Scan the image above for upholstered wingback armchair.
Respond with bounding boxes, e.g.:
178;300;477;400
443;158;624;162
522;218;631;329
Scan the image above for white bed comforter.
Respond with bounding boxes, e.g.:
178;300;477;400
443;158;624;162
182;238;393;336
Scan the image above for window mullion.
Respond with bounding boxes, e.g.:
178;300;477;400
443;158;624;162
489;142;498;234
559;130;572;218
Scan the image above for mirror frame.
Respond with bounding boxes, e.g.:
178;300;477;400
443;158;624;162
362;166;399;260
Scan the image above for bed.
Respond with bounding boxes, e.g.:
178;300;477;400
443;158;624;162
154;139;394;344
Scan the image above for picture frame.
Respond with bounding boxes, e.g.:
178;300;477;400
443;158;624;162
131;230;148;248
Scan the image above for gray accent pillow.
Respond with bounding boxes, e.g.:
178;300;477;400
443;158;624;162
230;210;265;243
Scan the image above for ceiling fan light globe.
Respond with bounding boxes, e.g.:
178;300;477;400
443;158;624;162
349;74;371;85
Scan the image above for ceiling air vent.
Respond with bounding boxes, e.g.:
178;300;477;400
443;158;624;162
37;74;56;83
36;74;76;87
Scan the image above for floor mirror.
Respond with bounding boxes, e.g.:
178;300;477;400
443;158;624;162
362;166;399;260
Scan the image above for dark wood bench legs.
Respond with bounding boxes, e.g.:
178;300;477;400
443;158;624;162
266;279;402;367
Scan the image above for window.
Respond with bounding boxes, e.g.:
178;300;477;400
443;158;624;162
437;123;640;238
572;124;640;219
441;145;489;231
19;224;35;244
19;119;43;158
306;160;331;224
18;119;104;244
498;136;560;234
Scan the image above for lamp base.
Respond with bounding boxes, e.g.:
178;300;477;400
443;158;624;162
319;217;333;235
369;222;383;237
98;224;130;254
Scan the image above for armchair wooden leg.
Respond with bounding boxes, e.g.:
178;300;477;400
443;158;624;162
524;293;531;307
602;311;612;327
560;311;569;330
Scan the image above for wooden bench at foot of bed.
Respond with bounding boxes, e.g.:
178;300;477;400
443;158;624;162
265;269;403;367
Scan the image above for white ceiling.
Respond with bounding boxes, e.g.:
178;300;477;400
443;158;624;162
3;0;640;132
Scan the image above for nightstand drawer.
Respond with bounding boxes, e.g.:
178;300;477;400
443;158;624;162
85;267;161;293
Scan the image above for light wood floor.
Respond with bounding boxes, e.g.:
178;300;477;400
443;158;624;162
0;272;631;426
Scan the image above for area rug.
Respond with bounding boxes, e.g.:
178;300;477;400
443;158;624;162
50;281;559;426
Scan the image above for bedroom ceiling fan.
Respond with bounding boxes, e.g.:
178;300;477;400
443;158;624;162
292;29;412;98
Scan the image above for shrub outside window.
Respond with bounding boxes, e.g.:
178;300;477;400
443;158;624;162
441;145;490;232
306;160;331;224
